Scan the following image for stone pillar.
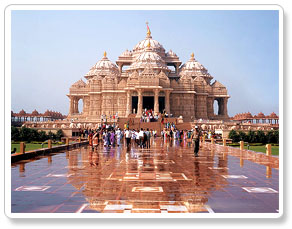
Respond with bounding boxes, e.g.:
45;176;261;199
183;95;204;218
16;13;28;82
20;142;25;154
165;90;170;115
211;138;214;144
223;138;227;146
240;141;244;150
126;91;132;117
154;89;159;114
137;89;143;117
75;98;79;113
66;137;69;146
266;144;271;156
48;140;52;149
223;97;228;117
266;165;272;178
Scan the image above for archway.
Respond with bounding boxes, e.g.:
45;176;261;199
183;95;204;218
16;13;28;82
78;99;83;114
214;99;219;115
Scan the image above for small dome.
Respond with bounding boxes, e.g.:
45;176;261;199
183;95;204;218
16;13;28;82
120;49;132;57
269;112;278;118
180;53;213;81
19;109;26;115
257;112;266;118
180;53;207;72
72;78;86;88
31;109;39;116
85;52;119;78
166;49;177;57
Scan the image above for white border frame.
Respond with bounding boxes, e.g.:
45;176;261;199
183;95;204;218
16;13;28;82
4;4;283;219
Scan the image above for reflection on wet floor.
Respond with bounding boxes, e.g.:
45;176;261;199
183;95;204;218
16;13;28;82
11;138;279;213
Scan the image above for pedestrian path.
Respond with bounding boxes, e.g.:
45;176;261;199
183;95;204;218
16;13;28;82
11;138;279;214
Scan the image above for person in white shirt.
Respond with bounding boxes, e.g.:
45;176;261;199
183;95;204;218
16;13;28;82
138;128;144;148
125;128;131;147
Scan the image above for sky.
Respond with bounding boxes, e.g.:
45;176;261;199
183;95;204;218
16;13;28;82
11;10;279;117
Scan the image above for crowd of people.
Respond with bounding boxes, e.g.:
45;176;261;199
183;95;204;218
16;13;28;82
82;122;222;157
140;109;159;123
87;126;159;150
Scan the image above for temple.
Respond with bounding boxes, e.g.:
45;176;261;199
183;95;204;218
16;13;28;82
67;24;230;122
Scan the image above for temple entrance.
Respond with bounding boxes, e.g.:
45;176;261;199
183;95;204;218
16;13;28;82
132;96;138;113
159;96;165;113
143;96;154;110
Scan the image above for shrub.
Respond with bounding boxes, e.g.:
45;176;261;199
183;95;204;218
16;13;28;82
256;130;267;144
47;131;56;140
247;130;256;143
11;126;20;141
238;131;247;142
228;130;240;142
56;129;63;141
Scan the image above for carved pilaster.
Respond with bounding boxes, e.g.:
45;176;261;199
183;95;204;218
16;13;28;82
165;90;170;114
137;89;143;117
126;91;132;117
154;89;159;114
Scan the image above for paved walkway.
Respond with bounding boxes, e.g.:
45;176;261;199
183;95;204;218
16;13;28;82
11;138;279;214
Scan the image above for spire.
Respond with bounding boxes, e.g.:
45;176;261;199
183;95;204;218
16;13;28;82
146;21;152;38
147;40;151;48
190;52;195;60
103;51;107;58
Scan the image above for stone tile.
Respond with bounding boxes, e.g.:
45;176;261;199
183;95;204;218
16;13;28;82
242;187;278;193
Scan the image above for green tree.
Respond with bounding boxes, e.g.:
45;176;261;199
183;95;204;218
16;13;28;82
238;131;247;142
273;130;279;144
256;130;267;144
56;129;63;141
47;131;56;140
19;127;33;142
11;126;20;141
266;130;274;143
247;130;256;143
39;131;47;142
228;130;240;142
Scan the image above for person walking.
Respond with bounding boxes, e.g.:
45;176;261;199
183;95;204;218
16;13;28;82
191;126;201;157
125;128;131;147
145;128;151;149
92;131;99;150
138;128;144;148
116;128;122;146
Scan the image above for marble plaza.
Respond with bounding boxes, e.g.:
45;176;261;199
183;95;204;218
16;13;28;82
11;138;279;214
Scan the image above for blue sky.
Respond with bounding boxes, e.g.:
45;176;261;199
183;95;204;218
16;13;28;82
11;10;279;116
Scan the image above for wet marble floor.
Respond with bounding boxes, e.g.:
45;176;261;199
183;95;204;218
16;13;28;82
11;138;279;214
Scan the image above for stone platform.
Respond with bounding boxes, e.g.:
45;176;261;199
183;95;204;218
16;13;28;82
11;138;279;214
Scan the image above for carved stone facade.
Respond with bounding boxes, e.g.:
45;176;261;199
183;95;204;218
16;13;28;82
67;26;230;121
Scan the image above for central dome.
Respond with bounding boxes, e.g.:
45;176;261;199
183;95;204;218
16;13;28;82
133;38;165;54
128;43;169;72
132;25;165;56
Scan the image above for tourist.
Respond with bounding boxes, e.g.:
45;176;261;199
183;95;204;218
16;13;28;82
92;131;99;150
138;128;144;148
110;131;115;146
116;128;122;146
88;132;93;150
191;126;201;157
131;129;137;146
125;128;131;147
145;128;151;149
